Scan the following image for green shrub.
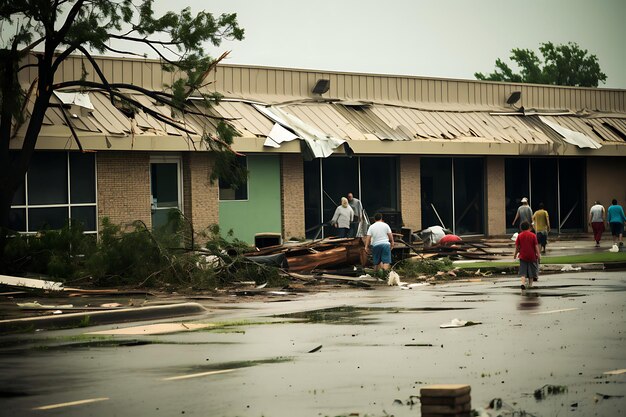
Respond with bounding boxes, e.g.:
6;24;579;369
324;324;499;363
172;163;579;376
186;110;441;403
3;212;286;290
396;257;453;277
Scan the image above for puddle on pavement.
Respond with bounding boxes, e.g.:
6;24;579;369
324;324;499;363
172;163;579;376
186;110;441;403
275;306;473;325
164;357;293;376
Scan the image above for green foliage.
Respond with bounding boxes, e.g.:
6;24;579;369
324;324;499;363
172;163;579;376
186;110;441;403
3;214;287;290
475;42;607;87
4;220;96;278
396;257;453;277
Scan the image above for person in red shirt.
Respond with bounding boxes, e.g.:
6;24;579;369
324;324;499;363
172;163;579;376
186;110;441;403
514;221;541;290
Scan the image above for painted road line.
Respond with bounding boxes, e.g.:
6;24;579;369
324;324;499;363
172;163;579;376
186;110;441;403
162;369;236;381
32;397;109;410
530;308;579;315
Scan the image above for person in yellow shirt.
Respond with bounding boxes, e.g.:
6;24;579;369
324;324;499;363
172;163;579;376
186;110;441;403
533;203;551;254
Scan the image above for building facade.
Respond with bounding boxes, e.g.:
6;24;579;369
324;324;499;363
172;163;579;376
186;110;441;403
10;55;626;242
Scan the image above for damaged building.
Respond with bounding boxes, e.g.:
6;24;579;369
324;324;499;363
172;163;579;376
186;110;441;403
9;55;626;242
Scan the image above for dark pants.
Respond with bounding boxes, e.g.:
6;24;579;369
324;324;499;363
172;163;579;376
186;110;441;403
349;222;359;238
337;227;349;238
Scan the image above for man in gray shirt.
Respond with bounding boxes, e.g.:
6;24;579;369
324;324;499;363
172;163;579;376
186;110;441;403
347;192;364;237
512;197;533;231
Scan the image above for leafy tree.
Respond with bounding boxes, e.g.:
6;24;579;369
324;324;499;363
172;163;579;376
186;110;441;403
0;0;244;264
475;42;607;87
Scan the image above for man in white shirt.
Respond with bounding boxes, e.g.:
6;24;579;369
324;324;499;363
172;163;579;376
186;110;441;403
364;213;394;272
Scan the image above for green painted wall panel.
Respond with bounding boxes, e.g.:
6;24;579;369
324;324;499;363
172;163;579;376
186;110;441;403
219;155;281;244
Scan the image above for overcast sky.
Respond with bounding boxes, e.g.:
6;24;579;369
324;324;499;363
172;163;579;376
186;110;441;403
154;1;626;88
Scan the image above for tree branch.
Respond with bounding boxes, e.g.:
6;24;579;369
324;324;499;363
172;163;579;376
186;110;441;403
53;80;237;121
53;0;86;45
56;104;85;152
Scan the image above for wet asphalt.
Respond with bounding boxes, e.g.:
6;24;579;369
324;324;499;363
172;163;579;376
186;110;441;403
1;271;625;417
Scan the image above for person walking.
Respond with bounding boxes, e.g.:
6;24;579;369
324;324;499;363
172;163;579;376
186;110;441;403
589;201;606;247
607;199;626;247
347;192;364;237
514;221;541;290
364;213;394;273
532;203;550;253
330;197;354;238
512;197;533;231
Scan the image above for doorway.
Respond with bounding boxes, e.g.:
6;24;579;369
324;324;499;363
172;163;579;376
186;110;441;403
150;157;182;230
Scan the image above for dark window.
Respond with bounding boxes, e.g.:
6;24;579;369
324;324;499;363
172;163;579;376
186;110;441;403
70;153;96;203
71;206;97;231
322;157;358;236
12;181;25;205
28;152;68;205
151;163;180;207
8;208;25;231
361;157;398;214
218;156;248;200
9;152;97;233
505;158;530;231
303;159;322;239
421;158;453;230
559;158;585;231
530;158;558;230
29;207;69;230
454;158;484;235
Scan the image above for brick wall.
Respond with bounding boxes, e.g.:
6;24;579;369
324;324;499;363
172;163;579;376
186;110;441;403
280;154;305;240
97;152;151;228
586;157;626;231
486;156;506;236
399;155;421;231
182;153;219;235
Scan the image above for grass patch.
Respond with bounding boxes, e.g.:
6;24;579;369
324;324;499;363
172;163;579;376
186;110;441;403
455;251;626;269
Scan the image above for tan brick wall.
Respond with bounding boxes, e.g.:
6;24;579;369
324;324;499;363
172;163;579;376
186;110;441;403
399;155;421;231
486;156;506;236
182;153;219;234
586;157;626;231
97;152;151;227
281;154;305;240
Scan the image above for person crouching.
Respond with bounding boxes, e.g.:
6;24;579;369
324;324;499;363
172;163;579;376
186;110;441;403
514;221;541;290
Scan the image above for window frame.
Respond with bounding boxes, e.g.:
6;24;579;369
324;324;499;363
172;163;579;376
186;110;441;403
218;155;249;202
9;152;98;234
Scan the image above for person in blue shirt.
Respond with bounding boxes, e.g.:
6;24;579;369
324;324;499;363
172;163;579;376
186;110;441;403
607;199;626;247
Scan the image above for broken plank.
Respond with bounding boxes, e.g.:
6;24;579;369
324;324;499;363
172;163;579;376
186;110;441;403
0;274;63;291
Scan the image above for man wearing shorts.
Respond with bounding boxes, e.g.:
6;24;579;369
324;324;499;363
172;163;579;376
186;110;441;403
364;213;394;272
514;221;540;290
607;199;626;247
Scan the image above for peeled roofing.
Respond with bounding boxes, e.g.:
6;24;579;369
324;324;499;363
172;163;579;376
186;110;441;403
25;89;626;147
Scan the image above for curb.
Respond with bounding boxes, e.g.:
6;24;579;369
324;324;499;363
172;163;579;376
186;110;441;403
0;302;207;333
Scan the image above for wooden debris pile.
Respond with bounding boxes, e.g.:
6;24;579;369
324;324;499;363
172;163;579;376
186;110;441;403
244;237;367;273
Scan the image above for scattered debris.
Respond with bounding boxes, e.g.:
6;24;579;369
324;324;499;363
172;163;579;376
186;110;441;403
387;271;404;286
440;318;482;328
533;384;567;400
560;264;582;272
595;392;624;400
308;345;322;353
17;301;73;309
0;275;63;291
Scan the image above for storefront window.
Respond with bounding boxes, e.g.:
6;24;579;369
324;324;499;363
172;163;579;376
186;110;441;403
9;152;97;233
